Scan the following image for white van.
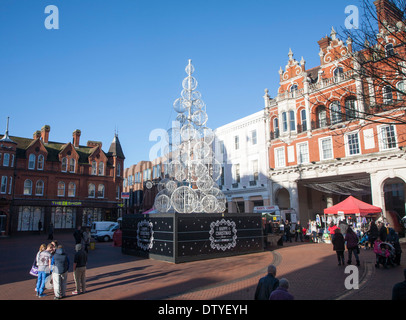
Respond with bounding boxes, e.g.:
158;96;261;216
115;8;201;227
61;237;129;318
93;223;119;242
91;221;118;238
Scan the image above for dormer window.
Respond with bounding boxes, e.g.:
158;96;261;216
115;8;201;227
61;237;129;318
69;158;76;173
61;157;67;172
385;43;394;57
28;154;35;170
91;161;97;175
38;155;44;170
98;162;104;176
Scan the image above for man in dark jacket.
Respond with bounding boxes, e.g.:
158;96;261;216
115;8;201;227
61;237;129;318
254;264;279;300
51;245;70;299
392;269;406;300
73;225;83;244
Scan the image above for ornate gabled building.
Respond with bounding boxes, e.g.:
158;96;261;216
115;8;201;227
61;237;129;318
264;0;406;226
0;121;125;235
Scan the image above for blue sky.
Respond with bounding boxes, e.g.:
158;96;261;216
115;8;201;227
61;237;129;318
0;0;359;166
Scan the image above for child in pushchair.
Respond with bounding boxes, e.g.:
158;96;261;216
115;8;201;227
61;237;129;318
359;233;370;250
374;239;396;268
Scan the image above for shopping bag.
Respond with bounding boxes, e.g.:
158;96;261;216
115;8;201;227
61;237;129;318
29;264;38;277
45;275;53;289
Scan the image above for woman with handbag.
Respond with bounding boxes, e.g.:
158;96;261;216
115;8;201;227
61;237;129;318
33;244;46;292
36;243;53;298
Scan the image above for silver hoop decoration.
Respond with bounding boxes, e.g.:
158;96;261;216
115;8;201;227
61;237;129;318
153;60;226;214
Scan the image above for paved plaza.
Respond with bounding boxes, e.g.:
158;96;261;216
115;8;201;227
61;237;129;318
0;231;405;301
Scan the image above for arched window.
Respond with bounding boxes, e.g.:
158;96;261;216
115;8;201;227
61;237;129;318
38;155;44;170
282;112;288;132
24;180;32;195
3;153;10;167
330;101;341;125
97;184;105;198
28;154;36;170
88;183;95;198
68;182;76;197
289;110;296;131
300;109;307;132
383;85;393;105
35;180;44;196
334;66;344;81
69;158;76;173
57;182;65;197
61;157;67;172
345;97;357;120
273;117;279;138
317;106;327;128
397;81;404;101
98;162;104;176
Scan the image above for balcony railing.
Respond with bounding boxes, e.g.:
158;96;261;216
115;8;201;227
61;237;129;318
309;70;354;91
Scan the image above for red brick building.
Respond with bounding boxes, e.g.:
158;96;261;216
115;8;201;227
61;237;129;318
264;0;406;225
0;121;125;235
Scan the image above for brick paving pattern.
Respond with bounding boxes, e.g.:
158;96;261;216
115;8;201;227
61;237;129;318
0;232;405;300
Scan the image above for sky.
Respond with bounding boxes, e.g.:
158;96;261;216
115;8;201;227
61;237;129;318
0;0;361;166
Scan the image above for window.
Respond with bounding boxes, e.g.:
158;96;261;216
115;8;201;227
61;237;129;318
116;185;120;199
91;161;97;175
233;164;240;183
345;98;357;120
28;154;35;170
98;162;104;176
70;158;76;173
234;136;239;150
8;177;12;194
334;67;344;81
97;184;105;198
346;132;361;156
61;157;67;172
383;86;393;105
251;130;257;145
273;118;279;136
252;160;259;181
297;143;309;164
379;125;397;150
330;101;341;124
24;180;32;195
117;163;121;177
35;180;44;196
68;182;76;197
282;112;288;132
317;106;327;128
3;153;10;167
37;155;44;170
300;109;307;132
219;141;225;154
397;81;404;101
290;84;298;97
385;43;394;57
319;137;333;160
10;154;14;168
88;183;96;198
275;147;286;168
1;176;7;194
57;182;65;197
289;111;295;131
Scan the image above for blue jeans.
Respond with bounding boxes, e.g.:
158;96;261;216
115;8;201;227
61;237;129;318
36;271;49;295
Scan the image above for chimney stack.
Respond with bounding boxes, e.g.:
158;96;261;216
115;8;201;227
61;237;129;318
374;0;404;32
41;125;50;144
33;130;41;140
73;129;81;148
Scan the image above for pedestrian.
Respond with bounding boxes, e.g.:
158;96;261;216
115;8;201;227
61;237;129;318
254;264;279;300
295;221;303;242
284;220;292;243
378;221;387;242
367;220;378;249
269;278;294;300
332;228;345;266
34;244;46;292
392;269;406;300
38;220;42;235
36;243;53;298
73;225;83;245
47;223;54;240
387;228;402;265
51;245;70;299
345;226;360;266
82;227;91;253
72;243;88;295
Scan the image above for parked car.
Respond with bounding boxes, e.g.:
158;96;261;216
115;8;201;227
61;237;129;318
93;223;120;242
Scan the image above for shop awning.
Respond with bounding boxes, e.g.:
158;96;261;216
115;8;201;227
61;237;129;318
324;196;382;216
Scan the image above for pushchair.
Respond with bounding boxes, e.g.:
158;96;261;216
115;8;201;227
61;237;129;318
359;233;370;250
375;242;396;268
